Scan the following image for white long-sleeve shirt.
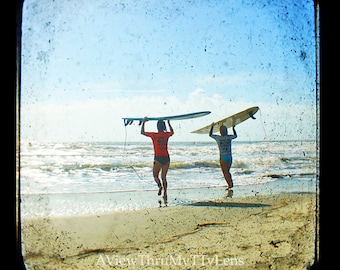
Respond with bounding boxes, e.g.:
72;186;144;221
210;134;237;156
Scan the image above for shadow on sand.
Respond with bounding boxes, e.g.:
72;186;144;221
188;201;271;208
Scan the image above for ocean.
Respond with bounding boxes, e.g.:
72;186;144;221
20;140;318;218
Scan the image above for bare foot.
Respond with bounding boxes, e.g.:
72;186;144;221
158;186;162;196
163;193;168;206
226;189;233;198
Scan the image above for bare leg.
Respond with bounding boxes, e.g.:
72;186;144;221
220;159;233;189
161;162;170;199
153;160;163;195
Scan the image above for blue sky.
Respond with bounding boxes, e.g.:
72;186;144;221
21;0;317;142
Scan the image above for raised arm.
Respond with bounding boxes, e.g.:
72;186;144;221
141;117;147;135
209;122;215;137
167;120;174;134
232;126;237;138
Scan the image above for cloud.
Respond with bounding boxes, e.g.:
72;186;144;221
20;89;317;142
81;82;168;94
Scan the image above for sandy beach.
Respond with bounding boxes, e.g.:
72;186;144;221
21;192;318;269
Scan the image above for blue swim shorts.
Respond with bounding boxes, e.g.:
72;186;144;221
220;156;232;163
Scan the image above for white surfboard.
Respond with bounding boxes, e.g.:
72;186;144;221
191;107;259;134
123;111;211;126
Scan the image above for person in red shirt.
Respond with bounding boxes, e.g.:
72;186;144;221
141;117;174;199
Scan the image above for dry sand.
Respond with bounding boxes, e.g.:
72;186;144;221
21;192;318;269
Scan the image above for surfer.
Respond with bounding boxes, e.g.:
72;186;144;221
209;123;237;189
141;117;174;199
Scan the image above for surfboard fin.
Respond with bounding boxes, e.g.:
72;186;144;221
123;119;134;126
249;112;256;119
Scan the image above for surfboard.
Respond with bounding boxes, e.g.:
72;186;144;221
191;106;259;134
122;111;211;126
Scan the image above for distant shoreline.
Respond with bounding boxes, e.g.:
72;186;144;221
20;139;318;144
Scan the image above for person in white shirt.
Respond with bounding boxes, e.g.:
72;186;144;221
209;123;237;189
